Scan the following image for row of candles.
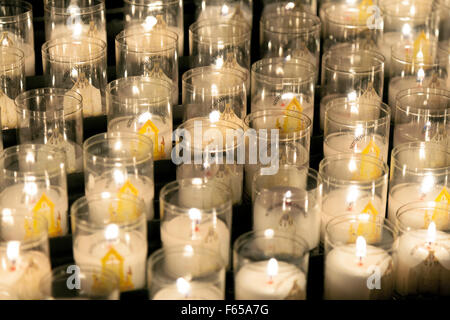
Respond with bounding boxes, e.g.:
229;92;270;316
0;0;448;300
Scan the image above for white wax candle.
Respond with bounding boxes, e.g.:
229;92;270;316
86;174;155;221
235;260;306;300
393;120;449;148
395;228;450;296
0;31;35;76
0;250;51;300
161;215;230;271
197;4;252;26
48;24;107;43
108;115;172;161
325;244;394;299
0;184;68;237
153;283;224;300
324;133;388;162
73;230;147;291
377;32;407;75
253;186;320;250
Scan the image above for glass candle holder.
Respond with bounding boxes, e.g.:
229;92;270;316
189;18;251;78
195;0;253;27
15;88;84;173
324;214;396;300
42;37;107;117
115;29;179;104
124;0;184;55
259;10;321;69
83;132;154;220
393;88;450;148
0;46;25;130
148;246;226;300
174;117;244;204
159;178;233;268
0;0;35;76
244;108;312;197
378;0;438;75
323;100;391;162
251;57;316;123
322;1;381;52
262;0;318;16
435;0;450;43
438;41;450;89
71;194;148;292
394;201;450;297
0;212;51;300
43;0;107;43
388;40;445;107
252;165;322;250
182;66;247;124
0;284;16;299
319;153;389;241
106;76;173;161
320;44;385;131
233;229;309;300
388;142;449;223
0;144;68;238
39;264;120;300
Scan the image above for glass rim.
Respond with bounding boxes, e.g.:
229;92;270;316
44;0;105;15
324;101;391;129
396;201;450;233
325;214;397;252
251;57;316;85
0;144;66;178
115;28;178;54
391;41;439;66
159;178;232;216
323;46;385;74
0;212;48;249
390;141;449;174
15;88;83;119
324;3;373;27
83;131;153;165
260;9;321;35
124;0;180;7
380;0;434;19
319;153;389;187
107;76;173;106
182;66;247;94
189;18;251;45
395;87;450;116
71;193;146;232
0;46;24;72
0;0;32;24
42;36;107;63
244;108;312;141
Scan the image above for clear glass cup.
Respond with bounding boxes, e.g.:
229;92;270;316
44;0;107;43
182;66;247;124
233;230;309;300
189;18;251;78
438;41;450;90
39;264;120;300
251;57;316;123
0;212;51;300
394;201;450;298
323;100;391;162
124;0;184;55
83;132;155;220
148;246;226;300
15;88;84;173
259;10;321;69
252;165;322;250
0;0;35;76
320;44;385;131
106;76;173;160
244;108;312;197
41;37;108;117
319;153;389;241
115;29;179;104
324;214;396;300
393;88;450;148
174;117;244;204
388;142;449;223
0;46;25;130
0;144;68;237
71;194;148;292
262;0;318;16
434;0;450;42
159;178;233;268
195;0;253;27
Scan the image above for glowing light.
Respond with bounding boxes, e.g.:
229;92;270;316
356;236;367;259
188;208;202;221
176;277;191;297
267;258;279;281
264;228;275;238
104;224;119;242
6;241;20;262
427;222;437;244
209;110;221;123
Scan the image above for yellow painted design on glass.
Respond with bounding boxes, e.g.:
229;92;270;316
411;31;431;65
32;193;62;237
138;119;165;160
101;247;134;291
355;141;381;180
424;187;449;228
109;180;140;222
349;201;380;243
358;0;373;23
276;97;304;133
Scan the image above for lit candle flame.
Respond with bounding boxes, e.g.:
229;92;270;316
401;24;412;37
176;277;191;298
113;169;126;185
142;16;157;32
420;174;434;199
6;241;20;271
356;236;367;265
23;181;38;197
427;221;436;245
346;186;359;210
104;224;119;242
264;228;274;239
209;110;221;123
221;4;229;15
189;208;201;235
267;258;278;284
282;190;292;211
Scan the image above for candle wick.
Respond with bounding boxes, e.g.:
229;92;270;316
357;256;363;267
347;202;354;211
268;276;273;285
420;193;426;201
